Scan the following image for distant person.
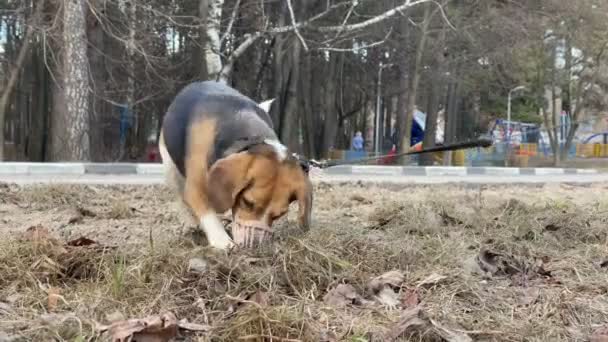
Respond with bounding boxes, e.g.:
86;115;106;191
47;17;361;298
352;131;364;151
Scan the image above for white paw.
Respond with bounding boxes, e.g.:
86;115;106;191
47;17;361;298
201;214;235;251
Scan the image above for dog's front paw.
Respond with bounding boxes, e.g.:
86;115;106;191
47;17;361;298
201;213;236;251
208;234;236;251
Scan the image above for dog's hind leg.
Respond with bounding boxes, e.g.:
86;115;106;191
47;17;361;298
159;133;198;227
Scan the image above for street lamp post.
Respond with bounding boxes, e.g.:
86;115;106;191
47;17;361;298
506;85;526;166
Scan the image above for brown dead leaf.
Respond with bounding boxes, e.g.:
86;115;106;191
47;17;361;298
177;320;210;332
319;330;339;342
47;287;62;311
439;208;465;226
416;273;448;288
22;225;66;254
67;212;83;224
0;301;13;314
99;311;178;342
591;325;608;342
518;287;540;306
476;248;522;276
401;289;420;309
350;194;371;204
374;287;400;310
429;318;473;342
367;270;405;294
77;206;96;217
245;290;270;307
386;307;473;342
66;237;98;247
386;307;426;341
323;284;363;307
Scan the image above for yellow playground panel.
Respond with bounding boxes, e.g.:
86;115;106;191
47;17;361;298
576;143;608;158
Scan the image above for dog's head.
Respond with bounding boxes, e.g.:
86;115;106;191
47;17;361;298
206;141;313;247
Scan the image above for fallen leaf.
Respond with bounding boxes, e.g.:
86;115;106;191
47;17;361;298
23;225;52;241
0;331;19;342
416;273;447;288
518;287;540;306
66;237;98;247
47;287;62;311
105;311;126;323
401;289;420;309
323;284;363;307
429;318;473;342
591;325;608;342
0;301;13;314
386;307;426;341
245;290;270;307
374;287;400;310
22;225;66;254
439;209;464;226
476;248;522;276
187;258;208;274
67;211;83;224
319;330;339;342
350;194;371;204
99;311;179;342
544;223;560;231
177;320;210;332
77;206;96;217
367;270;404;294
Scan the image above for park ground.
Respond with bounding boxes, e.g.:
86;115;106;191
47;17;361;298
2;181;608;341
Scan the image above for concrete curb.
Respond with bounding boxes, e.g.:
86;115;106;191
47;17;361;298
322;165;599;176
0;162;600;176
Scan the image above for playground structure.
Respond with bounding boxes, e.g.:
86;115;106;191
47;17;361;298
335;115;608;167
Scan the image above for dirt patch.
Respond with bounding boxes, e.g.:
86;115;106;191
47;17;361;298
2;182;608;341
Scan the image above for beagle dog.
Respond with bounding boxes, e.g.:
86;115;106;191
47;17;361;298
158;81;313;250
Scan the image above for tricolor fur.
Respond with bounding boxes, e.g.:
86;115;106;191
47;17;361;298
159;81;312;250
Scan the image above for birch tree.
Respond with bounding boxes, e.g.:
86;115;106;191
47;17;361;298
49;0;91;161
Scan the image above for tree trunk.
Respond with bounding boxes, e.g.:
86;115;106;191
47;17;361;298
300;53;316;158
50;0;91;161
399;4;432;163
420;77;441;166
384;96;393;145
560;35;573;161
88;0;108;161
420;26;446;166
0;0;45;161
280;41;302;151
550;42;560;166
321;54;339;157
203;0;225;81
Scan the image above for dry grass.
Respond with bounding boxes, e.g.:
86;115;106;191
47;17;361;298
2;182;608;341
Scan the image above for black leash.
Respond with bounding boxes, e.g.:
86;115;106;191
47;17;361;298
294;137;493;171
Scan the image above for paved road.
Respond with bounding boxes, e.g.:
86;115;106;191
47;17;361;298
3;173;608;185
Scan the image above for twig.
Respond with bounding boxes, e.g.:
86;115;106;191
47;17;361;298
220;0;242;46
318;27;393;52
334;0;358;39
286;0;308;51
282;253;302;297
430;0;457;31
238;335;301;342
314;0;432;32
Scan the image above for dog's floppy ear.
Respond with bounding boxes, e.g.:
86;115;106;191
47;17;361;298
258;99;275;113
207;152;252;213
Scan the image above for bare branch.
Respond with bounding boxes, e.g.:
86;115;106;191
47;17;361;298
317;28;393;52
220;0;241;46
313;0;432;32
286;0;309;51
